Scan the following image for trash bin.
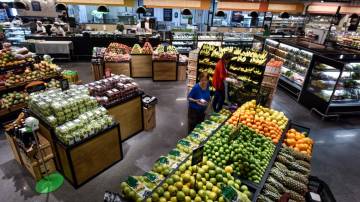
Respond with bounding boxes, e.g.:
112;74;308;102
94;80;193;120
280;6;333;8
306;176;336;202
142;95;158;131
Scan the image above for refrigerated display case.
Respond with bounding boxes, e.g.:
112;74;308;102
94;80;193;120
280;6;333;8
4;27;31;45
171;32;196;54
197;32;223;48
264;39;313;98
299;54;360;116
223;32;260;48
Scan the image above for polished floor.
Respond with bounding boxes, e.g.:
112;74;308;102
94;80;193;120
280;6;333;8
0;62;359;201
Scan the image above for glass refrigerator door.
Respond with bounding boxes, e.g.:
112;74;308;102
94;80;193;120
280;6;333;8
307;62;341;102
332;63;360;104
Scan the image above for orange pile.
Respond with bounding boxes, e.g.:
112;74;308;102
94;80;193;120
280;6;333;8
284;128;313;156
227;109;283;144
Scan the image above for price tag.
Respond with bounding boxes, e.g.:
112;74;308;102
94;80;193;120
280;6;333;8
178;139;190;147
221;185;239;202
60;79;69;91
169;149;180;157
144;172;158;183
157;156;169;164
191;145;204;166
126;176;138;189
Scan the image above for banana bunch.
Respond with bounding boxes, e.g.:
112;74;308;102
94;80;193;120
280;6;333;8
200;49;211;56
221;47;234;53
250;57;266;65
211;50;223;58
233;48;242;55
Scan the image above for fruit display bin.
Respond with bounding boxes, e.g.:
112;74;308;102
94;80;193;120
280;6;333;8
130;54;153;78
30;110;123;188
152;60;178;81
104;61;131;77
105;93;144;142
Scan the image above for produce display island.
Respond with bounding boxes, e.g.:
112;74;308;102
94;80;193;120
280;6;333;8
105;61;131;77
118;101;315;202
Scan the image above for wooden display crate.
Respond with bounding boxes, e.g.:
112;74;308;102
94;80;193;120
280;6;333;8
143;105;156;131
152;61;177;81
107;95;143;141
105;62;131;77
177;64;187;81
20;150;56;181
131;55;153;77
91;61;104;81
55;125;122;188
6;132;57;181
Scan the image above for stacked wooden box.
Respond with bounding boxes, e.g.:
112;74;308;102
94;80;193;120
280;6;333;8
187;49;199;92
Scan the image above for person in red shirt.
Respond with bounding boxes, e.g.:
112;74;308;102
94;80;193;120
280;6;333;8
212;52;232;112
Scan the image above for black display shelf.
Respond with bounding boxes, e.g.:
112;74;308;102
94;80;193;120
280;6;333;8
251;120;291;201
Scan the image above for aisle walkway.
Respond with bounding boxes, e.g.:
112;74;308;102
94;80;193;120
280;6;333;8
0;62;359;201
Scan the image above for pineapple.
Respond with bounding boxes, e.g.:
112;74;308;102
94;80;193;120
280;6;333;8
296;160;311;170
278;152;296;162
270;167;287;183
257;195;274;202
282;147;311;162
267;176;286;193
289;162;310;176
284;176;308;195
274;162;288;171
288;190;306;202
264;183;280;195
277;155;292;167
287;170;309;185
262;190;280;201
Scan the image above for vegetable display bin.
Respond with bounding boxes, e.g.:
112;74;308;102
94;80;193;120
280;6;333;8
105;61;131;77
131;54;153;77
152;61;177;81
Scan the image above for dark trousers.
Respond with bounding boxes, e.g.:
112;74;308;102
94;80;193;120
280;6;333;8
213;90;225;113
188;107;205;133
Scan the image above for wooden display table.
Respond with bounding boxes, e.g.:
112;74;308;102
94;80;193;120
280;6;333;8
106;95;144;141
55;125;122;188
152;61;177;81
104;61;131;76
131;54;153;77
33;113;123;188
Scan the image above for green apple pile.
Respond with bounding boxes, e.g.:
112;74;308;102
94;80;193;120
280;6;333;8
121;160;252;202
204;124;275;184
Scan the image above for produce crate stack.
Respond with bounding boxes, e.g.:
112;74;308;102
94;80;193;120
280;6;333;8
91;47;106;81
0;43;62;121
260;59;282;107
187;49;198;92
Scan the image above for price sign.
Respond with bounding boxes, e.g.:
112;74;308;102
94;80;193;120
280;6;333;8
60;79;69;91
221;185;239;202
191;145;204;166
25;81;46;94
163;9;173;21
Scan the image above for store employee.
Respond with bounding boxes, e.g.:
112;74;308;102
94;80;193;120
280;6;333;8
50;22;66;36
36;21;46;34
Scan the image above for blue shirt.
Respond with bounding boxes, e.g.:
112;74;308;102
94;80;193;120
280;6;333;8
188;83;210;111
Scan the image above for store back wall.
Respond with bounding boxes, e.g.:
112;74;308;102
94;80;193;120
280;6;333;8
17;0;60;17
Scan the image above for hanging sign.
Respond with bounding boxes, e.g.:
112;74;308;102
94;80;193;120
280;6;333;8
164;9;173;21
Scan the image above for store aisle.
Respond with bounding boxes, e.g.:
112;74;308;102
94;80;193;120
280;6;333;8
0;62;359;201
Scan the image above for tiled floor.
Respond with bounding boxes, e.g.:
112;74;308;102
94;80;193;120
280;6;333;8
0;62;359;201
